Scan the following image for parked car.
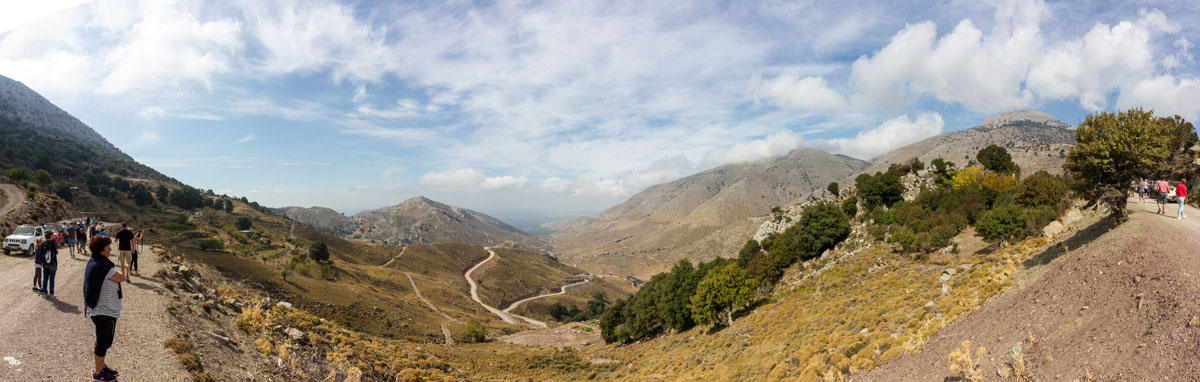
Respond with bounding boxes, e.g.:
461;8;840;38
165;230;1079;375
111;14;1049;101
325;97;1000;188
43;224;66;245
5;225;45;256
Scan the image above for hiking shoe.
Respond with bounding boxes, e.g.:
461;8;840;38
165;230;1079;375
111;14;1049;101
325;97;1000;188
92;371;117;382
101;366;118;377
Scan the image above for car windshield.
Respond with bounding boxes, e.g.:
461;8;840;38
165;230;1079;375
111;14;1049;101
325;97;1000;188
44;225;59;232
13;226;34;236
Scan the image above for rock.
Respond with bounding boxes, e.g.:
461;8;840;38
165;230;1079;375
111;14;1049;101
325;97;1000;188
287;328;305;341
939;274;952;283
1042;221;1065;238
943;268;957;276
941;284;951;296
224;298;237;306
1188;316;1200;328
923;301;936;312
276;301;292;308
997;365;1013;378
1063;209;1083;226
1012;343;1023;355
581;341;591;346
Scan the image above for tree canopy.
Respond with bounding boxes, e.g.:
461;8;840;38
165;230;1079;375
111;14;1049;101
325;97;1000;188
1067;109;1172;221
976;144;1020;176
689;263;758;326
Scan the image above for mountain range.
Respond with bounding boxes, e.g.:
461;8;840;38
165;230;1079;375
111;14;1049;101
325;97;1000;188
274;196;546;249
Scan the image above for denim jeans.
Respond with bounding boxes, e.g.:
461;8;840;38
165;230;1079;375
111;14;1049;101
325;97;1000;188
40;265;56;295
1179;197;1187;219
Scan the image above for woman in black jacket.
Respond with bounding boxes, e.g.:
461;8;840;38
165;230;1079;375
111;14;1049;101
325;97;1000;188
84;236;125;382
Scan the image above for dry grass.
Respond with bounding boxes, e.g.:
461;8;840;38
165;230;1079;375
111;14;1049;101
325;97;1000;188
163;333;214;382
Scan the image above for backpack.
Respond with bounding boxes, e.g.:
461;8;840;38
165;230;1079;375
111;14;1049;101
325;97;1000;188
33;241;46;265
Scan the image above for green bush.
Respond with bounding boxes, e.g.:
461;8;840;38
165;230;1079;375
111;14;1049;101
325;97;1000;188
855;169;905;209
888;226;916;252
6;167;28;182
308;241;330;262
690;263;758;326
827;182;839;196
197;239;224;252
767;201;850;265
53;182;73;202
1017;170;1068;208
976;205;1028;243
841;196;858;218
465;320;486;343
909;157;925;173
236;217;252;230
34;169;52;188
736;239;761;268
746;251;782;285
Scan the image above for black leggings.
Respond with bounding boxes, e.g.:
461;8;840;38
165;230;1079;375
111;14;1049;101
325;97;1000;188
131;251;139;272
92;315;117;357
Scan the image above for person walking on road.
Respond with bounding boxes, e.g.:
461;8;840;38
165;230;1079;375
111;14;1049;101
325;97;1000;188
84;236;124;382
1138;178;1148;203
32;237;44;293
114;223;136;277
38;231;59;298
1157;179;1171;214
1176;179;1188;219
66;223;78;258
76;222;87;253
87;223;98;245
129;230;143;275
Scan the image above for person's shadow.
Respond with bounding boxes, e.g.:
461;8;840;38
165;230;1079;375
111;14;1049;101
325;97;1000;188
47;296;81;314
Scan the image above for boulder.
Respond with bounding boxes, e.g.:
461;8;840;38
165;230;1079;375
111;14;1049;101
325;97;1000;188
1062;209;1083;226
1042;221;1065;238
287;328;305;341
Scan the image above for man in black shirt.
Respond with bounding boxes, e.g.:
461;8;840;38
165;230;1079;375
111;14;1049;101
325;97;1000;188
114;223;137;277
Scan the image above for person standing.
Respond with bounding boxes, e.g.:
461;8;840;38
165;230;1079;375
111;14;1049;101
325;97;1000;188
130;231;143;276
38;231;59;298
1139;179;1149;204
32;237;44;293
1157;179;1171;214
65;223;77;258
77;223;87;253
114;223;137;277
1177;179;1188;219
84;236;124;382
87;223;98;245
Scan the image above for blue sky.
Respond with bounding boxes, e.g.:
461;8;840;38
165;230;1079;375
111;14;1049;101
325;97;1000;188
1;0;1198;225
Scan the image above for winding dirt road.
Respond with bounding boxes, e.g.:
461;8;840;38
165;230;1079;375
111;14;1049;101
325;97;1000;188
464;247;520;324
502;279;590;314
382;246;407;268
404;272;460;324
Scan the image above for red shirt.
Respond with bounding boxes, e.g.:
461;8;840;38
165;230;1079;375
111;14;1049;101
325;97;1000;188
1177;183;1187;199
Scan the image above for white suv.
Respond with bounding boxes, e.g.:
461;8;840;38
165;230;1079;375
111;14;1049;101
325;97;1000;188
4;225;44;256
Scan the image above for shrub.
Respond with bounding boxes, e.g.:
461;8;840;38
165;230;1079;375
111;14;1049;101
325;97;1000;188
736;239;761;268
132;187;154;206
170;186;205;210
855;170;905;209
746;251;782;285
198;239;224;252
1017;170;1068;208
236;216;252;230
768;201;851;265
53;182;73;202
33;169;52;188
690;263;758;326
841;196;858;218
909;157;925;173
888;226;916;252
827;182;839;196
6;167;28;182
465;320;486;342
976;205;1027;243
308;241;330;262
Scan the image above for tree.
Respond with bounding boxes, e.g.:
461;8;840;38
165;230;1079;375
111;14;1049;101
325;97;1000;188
735;240;761;268
169;185;205;210
768;201;850;265
976;205;1028;243
33;169;52;188
827;182;839;197
690;264;758;326
6;167;28;183
53;182;74;202
745;250;782;285
1067;109;1172;221
599;299;628;343
1017;171;1068;208
977;144;1020;176
131;187;154;206
236;216;253;230
855;169;905;209
465;320;486;343
156;185;170;203
841;196;858;218
308;241;330;262
224;199;234;213
909;157;925;173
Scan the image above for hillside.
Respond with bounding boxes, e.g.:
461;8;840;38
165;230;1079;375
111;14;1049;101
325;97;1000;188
857;110;1075;178
277;196;546;249
550;149;868;279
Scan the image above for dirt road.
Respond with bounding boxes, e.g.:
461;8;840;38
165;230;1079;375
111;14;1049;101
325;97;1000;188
382;246;407;268
405;272;460;324
0;247;188;380
464;247;520;324
0;184;25;218
858;199;1200;380
502;279;590;314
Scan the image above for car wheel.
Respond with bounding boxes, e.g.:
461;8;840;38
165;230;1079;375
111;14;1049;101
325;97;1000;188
3;248;8;256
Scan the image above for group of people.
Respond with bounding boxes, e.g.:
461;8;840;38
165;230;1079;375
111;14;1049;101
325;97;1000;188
27;217;144;381
1132;178;1188;219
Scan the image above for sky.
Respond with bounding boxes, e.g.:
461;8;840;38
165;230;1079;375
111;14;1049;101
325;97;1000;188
0;0;1198;226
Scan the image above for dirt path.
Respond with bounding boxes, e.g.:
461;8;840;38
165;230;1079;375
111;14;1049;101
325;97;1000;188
0;184;25;218
502;279;590;314
405;272;461;324
858;199;1200;380
0;247;189;380
382;246;407;268
464;247;520;325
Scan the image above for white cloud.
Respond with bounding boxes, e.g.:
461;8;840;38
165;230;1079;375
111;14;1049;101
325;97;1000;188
826;112;944;160
356;98;436;119
480;176;528;190
381;165;403;180
1026;19;1155;110
136;106;166;120
701;130;806;168
418;168;485;189
233;133;255;144
750;74;847;111
99;2;243;94
1116;75;1200;120
540;177;570;193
